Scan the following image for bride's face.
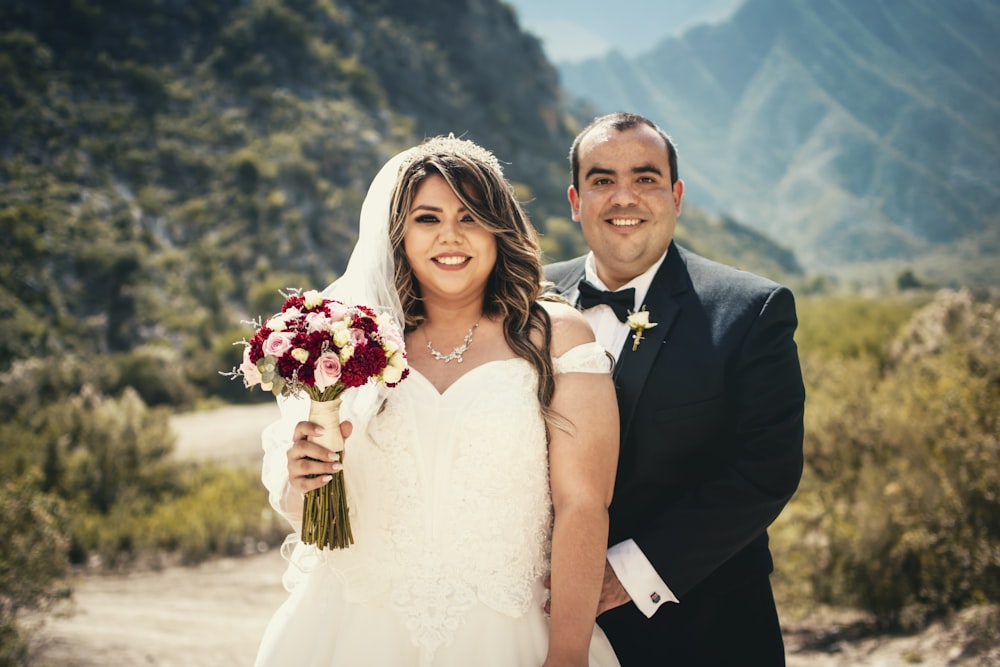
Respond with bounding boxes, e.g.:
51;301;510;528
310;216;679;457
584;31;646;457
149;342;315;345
402;174;497;306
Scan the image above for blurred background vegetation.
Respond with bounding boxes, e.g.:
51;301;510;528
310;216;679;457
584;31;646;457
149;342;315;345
1;0;997;662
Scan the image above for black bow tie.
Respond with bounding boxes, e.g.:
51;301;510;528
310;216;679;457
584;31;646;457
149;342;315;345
577;280;635;323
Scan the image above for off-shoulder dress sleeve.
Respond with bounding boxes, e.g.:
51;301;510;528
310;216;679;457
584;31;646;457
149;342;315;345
552;341;614;375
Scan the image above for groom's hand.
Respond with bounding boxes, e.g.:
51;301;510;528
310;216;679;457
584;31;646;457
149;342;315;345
597;560;631;614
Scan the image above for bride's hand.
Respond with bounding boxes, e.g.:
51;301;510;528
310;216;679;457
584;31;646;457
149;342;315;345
286;420;353;493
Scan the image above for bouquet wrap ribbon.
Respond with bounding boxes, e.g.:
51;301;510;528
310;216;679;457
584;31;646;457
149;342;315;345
302;396;353;549
308;398;344;453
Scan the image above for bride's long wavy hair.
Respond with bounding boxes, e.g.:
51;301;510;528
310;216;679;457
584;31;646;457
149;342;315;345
387;136;557;413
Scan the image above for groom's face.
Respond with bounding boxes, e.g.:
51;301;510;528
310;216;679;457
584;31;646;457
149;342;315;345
568;125;683;291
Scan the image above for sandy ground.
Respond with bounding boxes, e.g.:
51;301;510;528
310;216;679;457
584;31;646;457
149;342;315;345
25;404;998;666
27;551;287;667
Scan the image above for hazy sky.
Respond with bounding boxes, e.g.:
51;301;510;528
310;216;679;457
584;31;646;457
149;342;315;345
503;0;744;63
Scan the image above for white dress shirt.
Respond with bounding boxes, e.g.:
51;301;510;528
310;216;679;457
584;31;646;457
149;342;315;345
578;251;679;618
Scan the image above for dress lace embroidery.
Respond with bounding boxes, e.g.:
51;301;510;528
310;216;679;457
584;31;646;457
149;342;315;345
260;342;612;662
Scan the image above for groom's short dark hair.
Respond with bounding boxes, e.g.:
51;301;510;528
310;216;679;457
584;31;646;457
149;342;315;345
569;112;679;190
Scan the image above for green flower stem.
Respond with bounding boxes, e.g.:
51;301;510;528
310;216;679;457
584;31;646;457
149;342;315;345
300;395;353;550
301;471;353;549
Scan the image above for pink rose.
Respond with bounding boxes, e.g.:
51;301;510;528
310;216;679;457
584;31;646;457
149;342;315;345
263;331;295;358
314;352;342;391
240;345;262;387
326;301;349;321
266;307;301;331
348;328;367;347
304;311;330;334
383;328;404;353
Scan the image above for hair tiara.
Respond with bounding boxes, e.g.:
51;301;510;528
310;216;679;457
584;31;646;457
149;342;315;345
400;133;504;176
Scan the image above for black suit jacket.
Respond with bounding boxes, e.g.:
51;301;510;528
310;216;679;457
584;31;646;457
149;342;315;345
545;243;804;664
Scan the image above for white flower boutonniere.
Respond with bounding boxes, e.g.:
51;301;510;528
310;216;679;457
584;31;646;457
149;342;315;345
627;306;657;351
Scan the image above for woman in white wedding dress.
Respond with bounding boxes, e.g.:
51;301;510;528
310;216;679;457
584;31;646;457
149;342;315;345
255;136;621;667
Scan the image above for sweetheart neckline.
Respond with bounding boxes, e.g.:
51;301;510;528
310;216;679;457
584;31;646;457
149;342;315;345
406;357;528;397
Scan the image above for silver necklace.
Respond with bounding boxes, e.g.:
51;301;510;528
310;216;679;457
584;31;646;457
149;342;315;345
425;320;480;364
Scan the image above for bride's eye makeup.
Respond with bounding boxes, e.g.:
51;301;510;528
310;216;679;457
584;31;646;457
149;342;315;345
412;212;477;224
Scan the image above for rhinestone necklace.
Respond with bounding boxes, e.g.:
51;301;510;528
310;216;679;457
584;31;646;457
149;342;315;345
425;320;481;364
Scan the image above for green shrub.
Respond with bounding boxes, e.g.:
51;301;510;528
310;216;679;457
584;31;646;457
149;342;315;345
110;346;200;407
0;472;71;662
1;364;281;571
776;290;1000;628
0;367;183;561
795;294;922;361
137;464;288;565
53;386;180;516
68;464;285;569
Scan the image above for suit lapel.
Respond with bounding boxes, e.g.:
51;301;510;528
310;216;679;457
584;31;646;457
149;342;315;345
613;245;687;442
547;256;588;301
547;249;688;443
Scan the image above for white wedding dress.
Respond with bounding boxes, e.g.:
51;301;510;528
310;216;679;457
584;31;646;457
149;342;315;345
255;342;620;667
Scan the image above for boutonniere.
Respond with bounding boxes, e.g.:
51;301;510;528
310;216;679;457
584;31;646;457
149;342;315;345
627;306;657;351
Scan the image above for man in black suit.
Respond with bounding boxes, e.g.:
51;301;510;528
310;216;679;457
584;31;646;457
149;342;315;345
545;112;805;665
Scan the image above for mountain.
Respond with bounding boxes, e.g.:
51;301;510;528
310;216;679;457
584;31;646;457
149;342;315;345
501;0;743;62
0;0;573;367
0;0;802;391
557;0;1000;282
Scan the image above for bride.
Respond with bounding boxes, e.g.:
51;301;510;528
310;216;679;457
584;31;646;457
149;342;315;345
255;135;621;666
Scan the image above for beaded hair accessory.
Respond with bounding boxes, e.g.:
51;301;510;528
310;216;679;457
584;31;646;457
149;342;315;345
400;133;504;176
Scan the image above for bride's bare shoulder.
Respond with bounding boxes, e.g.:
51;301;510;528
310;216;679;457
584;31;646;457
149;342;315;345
538;300;595;357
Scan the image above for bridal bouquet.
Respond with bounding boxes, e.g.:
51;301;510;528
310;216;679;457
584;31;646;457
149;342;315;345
229;289;409;549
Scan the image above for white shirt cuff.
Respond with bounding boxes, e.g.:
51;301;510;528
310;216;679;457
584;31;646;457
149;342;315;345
607;539;678;618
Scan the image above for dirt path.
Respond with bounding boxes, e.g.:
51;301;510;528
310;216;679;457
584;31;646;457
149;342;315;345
169;403;280;464
29;560;992;667
32;554;985;667
26;404;995;666
29;551;288;666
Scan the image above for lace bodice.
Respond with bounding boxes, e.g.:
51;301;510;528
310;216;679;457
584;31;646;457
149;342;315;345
261;342;611;659
366;358;550;651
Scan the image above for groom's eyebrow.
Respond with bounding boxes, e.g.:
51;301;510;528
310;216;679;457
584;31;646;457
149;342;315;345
584;164;662;180
633;164;662;176
584;166;615;180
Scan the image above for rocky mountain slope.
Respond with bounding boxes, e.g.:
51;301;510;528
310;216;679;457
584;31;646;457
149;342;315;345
558;0;1000;280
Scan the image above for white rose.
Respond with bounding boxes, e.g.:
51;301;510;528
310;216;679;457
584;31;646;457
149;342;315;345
389;351;407;369
627;310;656;329
382;364;404;385
303;290;324;309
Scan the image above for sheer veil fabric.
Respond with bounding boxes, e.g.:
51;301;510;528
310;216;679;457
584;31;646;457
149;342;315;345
260;148;415;591
322;147;413;431
326;148;411;334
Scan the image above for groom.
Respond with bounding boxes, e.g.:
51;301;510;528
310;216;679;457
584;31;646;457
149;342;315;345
545;112;805;665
